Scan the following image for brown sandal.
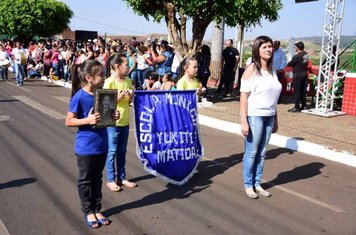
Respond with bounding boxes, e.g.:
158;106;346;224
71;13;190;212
106;182;121;192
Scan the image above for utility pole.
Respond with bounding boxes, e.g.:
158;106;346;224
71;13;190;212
210;20;224;84
234;25;244;85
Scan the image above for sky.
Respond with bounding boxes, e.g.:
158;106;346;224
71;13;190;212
59;0;356;41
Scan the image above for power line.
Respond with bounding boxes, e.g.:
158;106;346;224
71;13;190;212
74;15;146;35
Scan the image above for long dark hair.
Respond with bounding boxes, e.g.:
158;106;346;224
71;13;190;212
160;40;172;53
71;60;104;97
252;35;274;75
200;44;211;57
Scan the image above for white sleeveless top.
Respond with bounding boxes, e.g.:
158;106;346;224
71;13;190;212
240;69;281;116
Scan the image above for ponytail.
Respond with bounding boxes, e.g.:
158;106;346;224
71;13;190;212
70;60;104;97
177;56;196;79
70;64;83;97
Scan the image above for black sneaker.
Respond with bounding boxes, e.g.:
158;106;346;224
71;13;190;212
288;107;301;113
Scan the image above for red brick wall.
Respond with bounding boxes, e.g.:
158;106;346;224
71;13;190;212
342;74;356;116
61;29;75;40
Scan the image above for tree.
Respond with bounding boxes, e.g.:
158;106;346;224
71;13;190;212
0;0;73;41
123;0;282;56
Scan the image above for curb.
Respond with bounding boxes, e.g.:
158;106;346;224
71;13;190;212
40;77;72;89
198;115;356;168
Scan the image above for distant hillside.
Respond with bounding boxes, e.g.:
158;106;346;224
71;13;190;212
296;36;356;48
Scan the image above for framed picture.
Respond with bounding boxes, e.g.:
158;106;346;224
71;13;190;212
93;89;117;128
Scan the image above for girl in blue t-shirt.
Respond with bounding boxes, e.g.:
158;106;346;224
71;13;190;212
65;60;118;229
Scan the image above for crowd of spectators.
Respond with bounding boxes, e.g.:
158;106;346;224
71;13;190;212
0;36;213;98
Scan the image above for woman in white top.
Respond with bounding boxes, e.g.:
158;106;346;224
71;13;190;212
136;46;152;90
0;44;10;80
240;36;281;199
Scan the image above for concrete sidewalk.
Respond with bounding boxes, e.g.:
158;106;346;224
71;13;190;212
198;87;356;167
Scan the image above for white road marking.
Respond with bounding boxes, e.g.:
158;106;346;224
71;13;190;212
0;115;10;122
268;182;344;213
0;219;10;235
52;96;70;103
7;82;31;92
203;156;344;213
12;96;66;120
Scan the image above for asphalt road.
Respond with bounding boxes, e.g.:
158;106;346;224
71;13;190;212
0;79;355;235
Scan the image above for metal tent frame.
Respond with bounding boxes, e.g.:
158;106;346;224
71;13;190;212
304;0;346;117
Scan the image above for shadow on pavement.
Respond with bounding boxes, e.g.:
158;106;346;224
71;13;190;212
278;95;295;105
45;85;64;88
104;153;243;216
0;178;37;190
266;147;295;160
22;84;59;87
208;96;240;104
262;162;325;190
129;174;156;184
0;99;19;103
205;88;240;104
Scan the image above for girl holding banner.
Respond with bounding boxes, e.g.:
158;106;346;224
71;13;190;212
66;60;117;228
104;54;137;192
240;36;281;199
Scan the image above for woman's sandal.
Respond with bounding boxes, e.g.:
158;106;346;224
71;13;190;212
83;214;100;229
106;182;122;192
95;213;111;226
98;217;111;226
119;180;138;188
245;188;259;199
255;186;272;197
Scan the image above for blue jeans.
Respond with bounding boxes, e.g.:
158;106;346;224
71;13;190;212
63;64;70;81
137;69;146;90
106;125;129;182
0;66;8;80
243;116;274;189
15;63;25;85
52;63;60;78
130;70;139;89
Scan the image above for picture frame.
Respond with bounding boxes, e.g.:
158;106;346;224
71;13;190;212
93;89;117;128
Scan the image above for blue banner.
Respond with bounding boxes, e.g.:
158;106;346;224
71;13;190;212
133;90;203;185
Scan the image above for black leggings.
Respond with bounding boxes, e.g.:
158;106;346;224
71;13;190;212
76;153;107;215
